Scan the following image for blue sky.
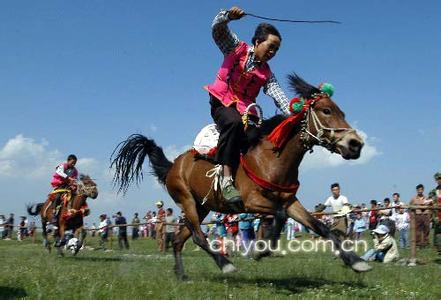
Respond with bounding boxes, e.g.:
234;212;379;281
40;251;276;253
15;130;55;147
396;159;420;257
1;1;440;224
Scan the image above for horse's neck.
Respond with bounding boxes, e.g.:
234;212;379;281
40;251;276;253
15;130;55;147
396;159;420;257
72;194;86;209
249;131;307;186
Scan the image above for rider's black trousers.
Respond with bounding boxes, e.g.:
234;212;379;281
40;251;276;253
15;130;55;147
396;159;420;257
210;95;248;170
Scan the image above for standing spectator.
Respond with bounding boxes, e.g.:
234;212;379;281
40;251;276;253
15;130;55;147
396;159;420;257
0;215;6;239
256;215;274;240
131;213;140;240
324;183;350;239
368;200;379;230
6;213;14;240
224;214;239;254
155;201;166;252
393;206;410;249
115;212;129;250
150;212;157;239
144;210;153;238
353;212;367;240
410;184;432;248
238;213;255;254
29;221;37;243
176;211;186;236
98;214;109;250
18;216;27;241
428;172;441;255
391;192;404;216
90;223;97;237
379;198;396;237
164;208;177;252
286;217;296;241
214;212;227;255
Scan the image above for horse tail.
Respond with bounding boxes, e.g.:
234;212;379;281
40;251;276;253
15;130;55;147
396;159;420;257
111;134;173;194
27;203;44;216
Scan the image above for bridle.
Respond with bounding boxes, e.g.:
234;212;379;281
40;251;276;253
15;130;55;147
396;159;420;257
77;182;97;198
299;95;356;154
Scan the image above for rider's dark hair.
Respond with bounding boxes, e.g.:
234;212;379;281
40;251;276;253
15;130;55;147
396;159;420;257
330;183;340;189
67;154;77;161
416;184;424;190
370;199;377;205
251;23;282;45
393;192;400;197
167;208;173;214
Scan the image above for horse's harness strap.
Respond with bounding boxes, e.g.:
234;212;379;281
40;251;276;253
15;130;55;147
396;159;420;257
301;96;355;152
240;155;300;193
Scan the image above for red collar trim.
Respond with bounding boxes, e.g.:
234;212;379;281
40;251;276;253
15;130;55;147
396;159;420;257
240;155;300;193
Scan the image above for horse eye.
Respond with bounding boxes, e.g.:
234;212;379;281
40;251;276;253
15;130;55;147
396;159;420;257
323;108;332;115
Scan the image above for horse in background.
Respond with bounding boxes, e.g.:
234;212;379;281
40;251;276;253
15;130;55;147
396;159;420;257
111;74;371;280
27;175;98;255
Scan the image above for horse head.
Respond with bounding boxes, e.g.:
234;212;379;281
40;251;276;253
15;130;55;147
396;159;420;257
77;174;98;199
288;74;364;160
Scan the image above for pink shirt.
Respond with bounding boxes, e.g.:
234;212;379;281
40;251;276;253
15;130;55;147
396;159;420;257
50;162;78;188
205;42;272;115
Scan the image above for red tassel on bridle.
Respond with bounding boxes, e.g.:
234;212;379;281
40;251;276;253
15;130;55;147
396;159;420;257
267;97;316;150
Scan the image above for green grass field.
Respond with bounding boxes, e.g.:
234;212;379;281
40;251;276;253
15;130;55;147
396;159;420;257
1;235;440;300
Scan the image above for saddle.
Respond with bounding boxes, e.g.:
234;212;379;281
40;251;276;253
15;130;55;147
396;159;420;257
50;189;73;207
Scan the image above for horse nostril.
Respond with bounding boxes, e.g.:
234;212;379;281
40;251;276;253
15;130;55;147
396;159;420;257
349;139;362;151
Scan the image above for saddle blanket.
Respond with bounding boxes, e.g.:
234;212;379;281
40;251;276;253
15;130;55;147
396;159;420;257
193;124;219;155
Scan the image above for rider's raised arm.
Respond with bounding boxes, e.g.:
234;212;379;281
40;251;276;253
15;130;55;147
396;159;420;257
212;9;240;56
55;164;68;179
263;74;291;116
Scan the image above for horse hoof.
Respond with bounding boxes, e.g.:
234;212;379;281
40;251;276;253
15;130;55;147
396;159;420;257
175;272;189;281
351;261;372;273
222;264;238;274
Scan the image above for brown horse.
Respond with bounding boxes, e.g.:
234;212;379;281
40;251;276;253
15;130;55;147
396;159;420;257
27;175;98;255
111;74;372;279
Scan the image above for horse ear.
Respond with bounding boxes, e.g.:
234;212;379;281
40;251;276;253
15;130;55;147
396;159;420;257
287;73;321;99
79;174;91;182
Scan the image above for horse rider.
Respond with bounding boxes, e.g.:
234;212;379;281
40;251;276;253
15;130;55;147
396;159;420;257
205;6;291;205
49;154;79;224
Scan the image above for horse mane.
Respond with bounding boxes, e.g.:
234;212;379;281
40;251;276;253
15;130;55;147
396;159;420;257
287;73;321;99
79;174;95;186
248;73;319;147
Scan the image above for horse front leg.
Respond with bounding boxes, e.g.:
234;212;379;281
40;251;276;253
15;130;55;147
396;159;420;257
73;226;85;255
41;219;51;253
55;222;66;257
286;198;371;272
243;190;286;260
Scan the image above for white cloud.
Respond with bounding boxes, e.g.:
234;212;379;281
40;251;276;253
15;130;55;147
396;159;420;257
300;129;380;171
0;134;108;181
164;144;191;161
0;134;61;178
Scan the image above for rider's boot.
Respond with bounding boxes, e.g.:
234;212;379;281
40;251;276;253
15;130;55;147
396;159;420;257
221;176;242;204
51;193;61;225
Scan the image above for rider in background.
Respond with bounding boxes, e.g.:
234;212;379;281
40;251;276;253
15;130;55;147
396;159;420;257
205;6;291;205
49;154;79;223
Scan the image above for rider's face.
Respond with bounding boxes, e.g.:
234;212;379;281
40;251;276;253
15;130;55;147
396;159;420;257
254;34;281;63
67;159;77;168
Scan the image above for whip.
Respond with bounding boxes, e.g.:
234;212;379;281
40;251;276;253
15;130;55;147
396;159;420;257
245;12;341;24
